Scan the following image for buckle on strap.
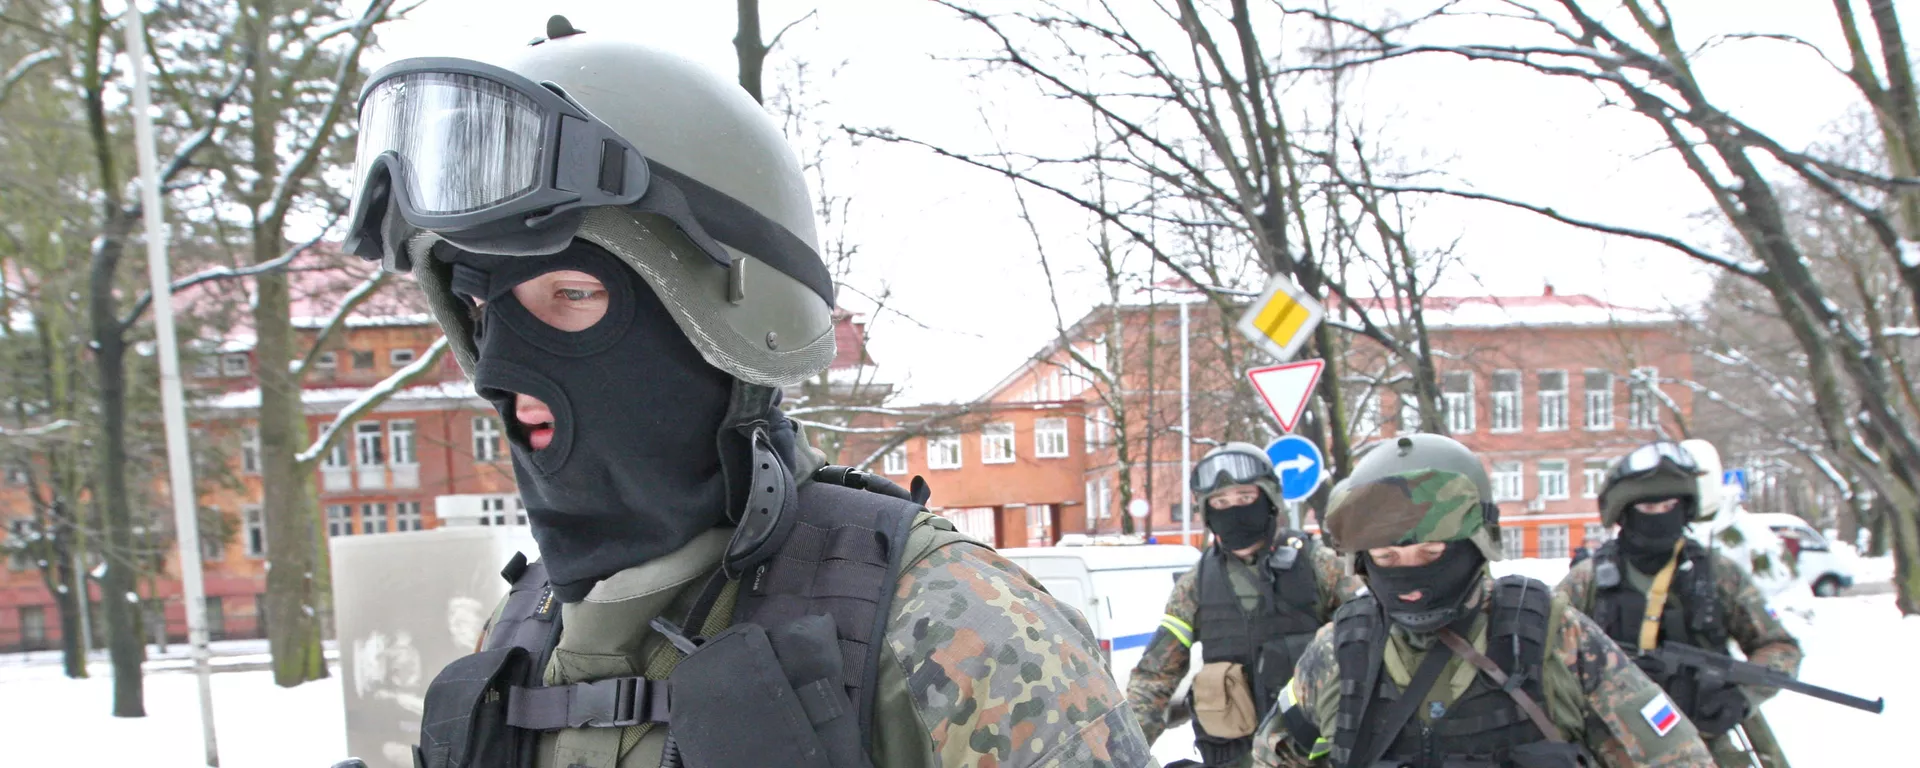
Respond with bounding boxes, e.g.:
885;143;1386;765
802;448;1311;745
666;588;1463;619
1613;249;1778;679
507;677;671;730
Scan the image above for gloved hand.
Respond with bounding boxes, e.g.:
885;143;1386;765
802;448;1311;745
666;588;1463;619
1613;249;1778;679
1688;685;1752;737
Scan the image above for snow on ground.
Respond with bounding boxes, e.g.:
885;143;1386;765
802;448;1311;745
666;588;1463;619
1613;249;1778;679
1;581;1913;766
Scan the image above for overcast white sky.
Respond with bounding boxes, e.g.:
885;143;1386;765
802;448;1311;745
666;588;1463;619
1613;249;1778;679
360;0;1908;404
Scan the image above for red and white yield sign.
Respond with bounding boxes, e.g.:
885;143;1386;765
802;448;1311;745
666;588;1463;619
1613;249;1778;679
1248;359;1325;433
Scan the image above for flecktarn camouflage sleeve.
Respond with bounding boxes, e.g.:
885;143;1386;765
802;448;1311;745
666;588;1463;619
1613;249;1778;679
885;542;1155;767
1251;624;1338;768
1553;603;1715;768
1125;566;1198;746
1711;552;1802;701
1553;558;1595;613
1309;542;1365;620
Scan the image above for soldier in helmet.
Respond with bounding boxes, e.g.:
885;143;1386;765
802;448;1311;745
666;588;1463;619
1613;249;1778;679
1125;443;1364;766
1555;441;1802;768
349;17;1151;767
1251;435;1715;768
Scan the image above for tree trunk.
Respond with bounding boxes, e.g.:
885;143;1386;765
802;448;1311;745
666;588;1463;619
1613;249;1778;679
88;213;145;717
257;252;328;686
734;0;767;104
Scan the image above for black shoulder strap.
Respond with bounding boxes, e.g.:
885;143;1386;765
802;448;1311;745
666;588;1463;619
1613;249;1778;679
734;475;921;749
1329;596;1384;767
1353;629;1457;768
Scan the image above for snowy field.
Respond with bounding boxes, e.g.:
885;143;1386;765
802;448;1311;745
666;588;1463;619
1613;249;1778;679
0;564;1914;767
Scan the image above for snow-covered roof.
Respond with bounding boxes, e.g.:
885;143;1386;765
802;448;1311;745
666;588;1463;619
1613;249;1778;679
289;312;434;329
1344;294;1676;329
198;380;480;411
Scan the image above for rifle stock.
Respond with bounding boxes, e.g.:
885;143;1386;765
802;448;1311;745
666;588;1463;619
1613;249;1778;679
1649;643;1884;714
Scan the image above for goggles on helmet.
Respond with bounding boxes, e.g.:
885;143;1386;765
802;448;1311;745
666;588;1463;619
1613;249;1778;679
344;57;833;305
1606;441;1700;484
1190;450;1273;496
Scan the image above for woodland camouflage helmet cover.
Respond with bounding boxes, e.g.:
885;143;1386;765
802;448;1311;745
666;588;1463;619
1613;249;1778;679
1324;434;1503;562
1190;442;1283;506
1597;441;1705;526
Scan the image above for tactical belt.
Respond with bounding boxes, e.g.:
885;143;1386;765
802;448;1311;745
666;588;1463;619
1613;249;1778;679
506;677;671;730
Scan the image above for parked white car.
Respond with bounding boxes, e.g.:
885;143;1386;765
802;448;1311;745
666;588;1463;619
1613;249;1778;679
997;544;1202;682
1745;512;1859;597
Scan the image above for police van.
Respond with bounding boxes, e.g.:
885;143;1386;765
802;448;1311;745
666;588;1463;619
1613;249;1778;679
997;543;1204;682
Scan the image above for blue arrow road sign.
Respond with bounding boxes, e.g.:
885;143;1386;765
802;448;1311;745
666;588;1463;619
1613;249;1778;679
1266;435;1326;502
1723;469;1748;502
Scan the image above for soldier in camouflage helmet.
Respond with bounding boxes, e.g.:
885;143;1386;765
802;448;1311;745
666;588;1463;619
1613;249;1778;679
1556;441;1803;768
347;17;1150;767
1125;443;1364;766
1250;434;1715;768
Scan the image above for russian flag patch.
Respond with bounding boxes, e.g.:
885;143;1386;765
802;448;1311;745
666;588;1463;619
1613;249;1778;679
1640;694;1681;737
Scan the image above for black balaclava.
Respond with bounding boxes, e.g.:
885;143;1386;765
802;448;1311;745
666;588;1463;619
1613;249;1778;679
1206;492;1277;552
1618;496;1694;573
444;240;736;601
1362;541;1487;633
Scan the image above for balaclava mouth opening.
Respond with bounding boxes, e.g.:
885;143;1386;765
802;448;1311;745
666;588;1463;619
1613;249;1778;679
1361;540;1487;634
442;239;737;601
1206;490;1277;553
1618;495;1695;573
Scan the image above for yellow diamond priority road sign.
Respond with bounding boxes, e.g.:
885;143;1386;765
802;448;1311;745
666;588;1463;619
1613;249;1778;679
1235;274;1325;362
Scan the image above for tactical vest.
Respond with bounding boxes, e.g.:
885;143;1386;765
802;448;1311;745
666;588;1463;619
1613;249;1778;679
1330;576;1560;768
413;469;923;768
1583;539;1743;737
1190;532;1324;765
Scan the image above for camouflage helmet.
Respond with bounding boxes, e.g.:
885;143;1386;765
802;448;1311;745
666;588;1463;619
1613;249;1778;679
1324;434;1502;562
1597;441;1705;526
1189;442;1283;508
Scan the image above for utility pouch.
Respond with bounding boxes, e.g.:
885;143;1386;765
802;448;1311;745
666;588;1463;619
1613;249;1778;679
668;614;868;768
1507;741;1594;768
414;646;535;768
1192;660;1259;739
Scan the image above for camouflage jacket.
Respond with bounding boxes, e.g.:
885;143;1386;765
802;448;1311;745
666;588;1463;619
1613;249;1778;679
1250;577;1716;768
1125;537;1364;745
1554;550;1803;701
502;511;1153;768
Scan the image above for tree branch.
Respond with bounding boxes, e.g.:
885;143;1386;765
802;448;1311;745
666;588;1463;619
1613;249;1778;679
260;0;394;226
118;231;327;331
292;270;387;379
295;335;450;466
0;48;57;106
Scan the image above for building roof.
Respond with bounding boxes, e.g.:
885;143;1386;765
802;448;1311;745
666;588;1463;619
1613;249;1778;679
1342;291;1677;330
198;380;480;411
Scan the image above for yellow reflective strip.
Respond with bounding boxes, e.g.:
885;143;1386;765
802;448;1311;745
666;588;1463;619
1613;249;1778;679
1159;616;1194;647
1308;737;1332;760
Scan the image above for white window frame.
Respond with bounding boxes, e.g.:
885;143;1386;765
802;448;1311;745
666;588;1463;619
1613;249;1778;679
1583;370;1615;431
394;501;424;532
240;427;260;475
361;503;389;535
221;353;250;377
1583;523;1605;549
927;435;963;470
1491;371;1522;433
388;420;418;466
882;447;909;475
1583;461;1607;499
1085;407;1111;450
981;423;1016;464
1025;505;1052;545
314;351;337;372
1538;460;1570;501
235;505;261;558
1492;461;1524;502
1628;367;1661;430
389;348;417;367
1538;525;1570;559
1502;531;1527;560
473;416;503;462
1098;481;1113;520
1034;418;1069;459
1538;370;1569;432
326;504;353;538
1443;372;1475;434
354;422;386;490
200;511;225;562
1398;391;1422;434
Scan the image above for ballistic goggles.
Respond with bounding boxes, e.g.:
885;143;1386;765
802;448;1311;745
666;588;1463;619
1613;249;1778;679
1606;441;1701;484
344;57;833;305
1190;450;1274;495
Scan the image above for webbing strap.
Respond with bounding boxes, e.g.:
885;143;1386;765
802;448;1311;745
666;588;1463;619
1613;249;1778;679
1352;636;1455;768
1639;538;1688;650
506;677;670;730
1435;629;1564;743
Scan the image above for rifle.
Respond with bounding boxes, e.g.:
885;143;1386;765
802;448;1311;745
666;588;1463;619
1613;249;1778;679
1645;642;1884;714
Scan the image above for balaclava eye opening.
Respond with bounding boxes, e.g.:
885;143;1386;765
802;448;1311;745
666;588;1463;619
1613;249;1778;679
1361;540;1487;634
443;239;737;601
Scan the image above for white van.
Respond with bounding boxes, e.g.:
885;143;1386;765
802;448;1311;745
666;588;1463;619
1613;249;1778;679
1746;512;1859;597
998;544;1203;681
